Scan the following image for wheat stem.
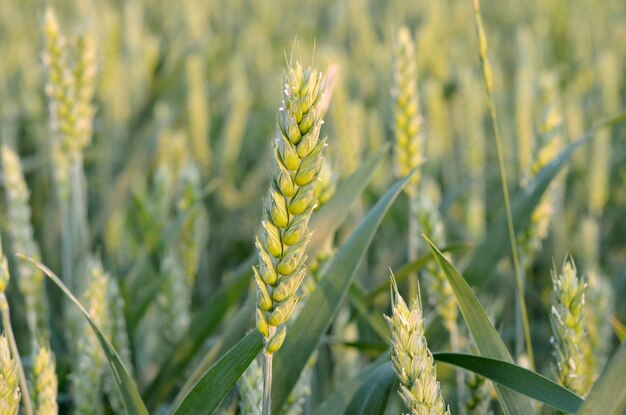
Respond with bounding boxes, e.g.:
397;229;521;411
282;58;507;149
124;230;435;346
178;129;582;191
0;294;33;415
262;353;273;415
472;0;534;370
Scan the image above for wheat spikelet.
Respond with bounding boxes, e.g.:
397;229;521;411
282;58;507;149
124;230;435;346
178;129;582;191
1;145;49;339
254;61;326;355
32;345;58;415
386;277;449;415
392;27;423;187
550;257;587;396
0;334;20;415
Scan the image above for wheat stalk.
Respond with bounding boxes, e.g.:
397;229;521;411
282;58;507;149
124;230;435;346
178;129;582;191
254;61;326;415
386;276;449;415
239;357;311;415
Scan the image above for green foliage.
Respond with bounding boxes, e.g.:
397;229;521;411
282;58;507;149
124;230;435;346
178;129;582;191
0;0;624;414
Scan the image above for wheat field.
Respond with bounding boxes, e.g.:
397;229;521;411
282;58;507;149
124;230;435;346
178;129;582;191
0;0;624;414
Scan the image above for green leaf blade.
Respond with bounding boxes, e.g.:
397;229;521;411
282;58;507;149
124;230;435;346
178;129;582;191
171;331;264;415
424;239;535;415
433;353;583;413
345;362;397;415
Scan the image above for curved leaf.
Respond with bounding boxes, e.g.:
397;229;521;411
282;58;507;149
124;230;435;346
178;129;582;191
271;172;411;412
577;340;626;415
144;145;389;406
424;239;534;415
433;353;583;413
345;363;397;415
171;331;264;415
19;255;148;415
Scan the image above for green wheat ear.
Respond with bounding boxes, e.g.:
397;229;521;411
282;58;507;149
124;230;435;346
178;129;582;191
32;344;58;415
254;61;327;355
1;145;49;340
385;276;450;415
392;26;424;187
550;256;588;396
0;334;21;415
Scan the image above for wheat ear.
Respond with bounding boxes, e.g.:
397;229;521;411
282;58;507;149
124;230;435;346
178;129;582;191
550;257;587;396
254;61;326;415
0;334;21;415
32;344;58;415
0;236;33;415
1;145;49;340
392;26;424;302
386;276;449;415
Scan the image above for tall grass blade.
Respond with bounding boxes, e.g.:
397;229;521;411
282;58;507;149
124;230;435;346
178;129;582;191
345;362;397;415
433;353;583;413
424;239;534;414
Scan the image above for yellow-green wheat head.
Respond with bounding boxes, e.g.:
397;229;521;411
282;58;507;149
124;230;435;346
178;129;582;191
254;62;327;355
392;26;423;187
385;277;449;415
0;334;20;415
550;257;588;396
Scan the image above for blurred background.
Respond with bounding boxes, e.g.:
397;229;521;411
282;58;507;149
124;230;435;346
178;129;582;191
0;0;624;413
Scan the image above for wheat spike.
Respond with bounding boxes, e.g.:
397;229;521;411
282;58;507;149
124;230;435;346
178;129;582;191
0;335;20;415
32;345;58;415
392;26;423;187
1;145;49;339
550;257;587;396
386;276;449;415
254;61;326;355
